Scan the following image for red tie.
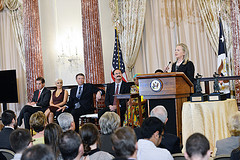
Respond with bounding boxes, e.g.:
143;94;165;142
113;84;119;105
38;90;41;100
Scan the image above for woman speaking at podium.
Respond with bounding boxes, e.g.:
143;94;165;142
165;43;195;83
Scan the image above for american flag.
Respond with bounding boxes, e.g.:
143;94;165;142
217;17;229;76
111;28;128;82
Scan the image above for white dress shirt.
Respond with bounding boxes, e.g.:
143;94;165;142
137;139;173;160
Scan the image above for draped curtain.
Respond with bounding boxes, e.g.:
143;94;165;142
135;0;217;85
0;0;27;115
109;0;147;80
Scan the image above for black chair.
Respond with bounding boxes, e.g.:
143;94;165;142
172;153;186;160
0;149;15;160
213;155;230;160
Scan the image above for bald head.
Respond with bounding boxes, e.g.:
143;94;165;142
150;105;168;123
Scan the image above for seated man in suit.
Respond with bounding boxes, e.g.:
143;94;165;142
98;69;130;124
184;133;211;160
0;110;17;151
65;73;105;133
17;77;51;129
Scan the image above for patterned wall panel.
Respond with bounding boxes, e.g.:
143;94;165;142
81;0;105;84
231;0;240;105
23;0;43;101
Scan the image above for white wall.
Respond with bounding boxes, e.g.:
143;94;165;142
39;0;84;86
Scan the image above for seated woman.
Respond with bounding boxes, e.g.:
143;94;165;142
123;73;146;127
99;112;120;156
216;112;240;156
29;111;46;145
79;123;114;160
44;79;68;123
44;123;63;160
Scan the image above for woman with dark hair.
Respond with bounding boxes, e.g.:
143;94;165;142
79;123;114;160
44;123;63;160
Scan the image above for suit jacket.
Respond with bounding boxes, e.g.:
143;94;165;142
134;127;181;154
0;127;14;151
105;81;130;109
216;136;240;156
67;83;105;113
171;60;195;83
31;87;51;109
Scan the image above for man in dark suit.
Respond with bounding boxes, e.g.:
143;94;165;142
135;105;181;154
17;77;51;129
65;73;105;133
98;69;130;124
0;110;17;151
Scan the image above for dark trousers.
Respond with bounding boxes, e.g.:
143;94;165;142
71;107;93;133
98;106;126;125
17;105;47;129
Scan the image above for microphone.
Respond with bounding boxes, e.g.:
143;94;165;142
164;61;172;72
164;61;171;72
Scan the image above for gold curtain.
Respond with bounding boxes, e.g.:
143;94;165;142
135;0;217;84
109;0;147;80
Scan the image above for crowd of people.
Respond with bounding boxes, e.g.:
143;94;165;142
0;43;239;160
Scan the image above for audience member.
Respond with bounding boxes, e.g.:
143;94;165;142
57;112;75;132
17;77;51;129
59;130;84;160
98;69;130;124
231;147;240;160
150;105;181;153
29;111;46;145
184;133;211;160
44;78;68;123
134;105;181;154
44;123;63;160
137;117;173;160
155;69;164;73
216;112;240;156
21;144;55;160
79;123;114;160
99;112;120;156
65;73;105;133
111;126;137;160
10;128;32;160
0;110;17;151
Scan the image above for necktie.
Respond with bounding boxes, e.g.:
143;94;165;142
113;84;119;105
77;86;82;99
38;90;41;100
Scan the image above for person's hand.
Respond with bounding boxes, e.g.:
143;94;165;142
109;105;117;111
96;91;102;102
57;106;66;112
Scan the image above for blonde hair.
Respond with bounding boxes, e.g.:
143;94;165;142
176;43;189;65
55;78;63;83
228;112;240;136
29;111;46;132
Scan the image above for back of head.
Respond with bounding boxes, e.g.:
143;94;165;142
44;123;63;157
10;128;32;153
29;111;46;132
111;126;137;158
155;69;164;73
185;133;210;159
21;144;55;160
79;123;99;154
57;113;74;132
99;112;120;135
228;112;240;136
59;130;82;160
1;110;15;126
141;117;165;139
150;105;168;123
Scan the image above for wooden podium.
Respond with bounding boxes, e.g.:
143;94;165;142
136;72;194;138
